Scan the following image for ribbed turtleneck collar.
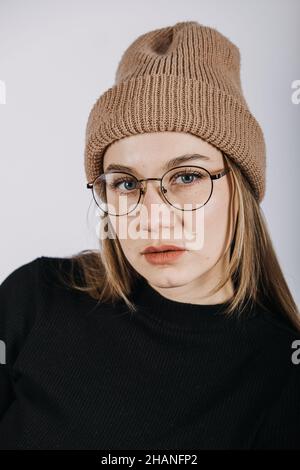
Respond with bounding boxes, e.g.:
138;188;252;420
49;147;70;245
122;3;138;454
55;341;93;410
129;275;236;331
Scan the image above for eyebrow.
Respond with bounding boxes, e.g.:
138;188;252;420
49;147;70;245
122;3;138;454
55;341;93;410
104;153;211;174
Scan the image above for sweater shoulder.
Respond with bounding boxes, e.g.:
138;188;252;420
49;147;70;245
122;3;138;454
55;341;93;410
0;255;100;367
247;304;300;376
0;256;42;313
253;304;300;342
0;257;41;291
37;255;79;289
0;257;42;365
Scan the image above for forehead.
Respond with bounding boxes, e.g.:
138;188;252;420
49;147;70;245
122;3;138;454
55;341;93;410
103;132;223;174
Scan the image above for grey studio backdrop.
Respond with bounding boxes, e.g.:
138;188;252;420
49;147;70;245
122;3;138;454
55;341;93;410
0;0;299;308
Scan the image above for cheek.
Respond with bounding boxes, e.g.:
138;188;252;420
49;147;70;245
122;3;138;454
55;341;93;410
201;188;231;258
182;184;231;253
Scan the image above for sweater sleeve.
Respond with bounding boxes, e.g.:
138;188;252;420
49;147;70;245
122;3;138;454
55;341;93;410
252;364;300;449
0;257;40;420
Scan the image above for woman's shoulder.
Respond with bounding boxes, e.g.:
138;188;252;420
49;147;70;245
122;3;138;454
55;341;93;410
37;255;78;287
1;256;40;288
0;256;43;317
0;255;85;323
253;301;300;340
0;255;94;364
0;256;43;365
1;255;75;293
247;302;300;375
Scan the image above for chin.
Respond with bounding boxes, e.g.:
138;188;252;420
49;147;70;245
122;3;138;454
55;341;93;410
146;271;191;289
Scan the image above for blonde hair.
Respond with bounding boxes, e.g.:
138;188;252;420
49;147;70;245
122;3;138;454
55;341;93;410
56;153;300;332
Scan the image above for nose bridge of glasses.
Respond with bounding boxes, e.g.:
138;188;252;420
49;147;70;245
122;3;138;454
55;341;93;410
138;177;167;198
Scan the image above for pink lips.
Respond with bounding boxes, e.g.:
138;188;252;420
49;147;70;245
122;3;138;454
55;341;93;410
141;245;187;265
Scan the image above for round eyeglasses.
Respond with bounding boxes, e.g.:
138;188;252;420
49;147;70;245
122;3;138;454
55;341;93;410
87;165;231;216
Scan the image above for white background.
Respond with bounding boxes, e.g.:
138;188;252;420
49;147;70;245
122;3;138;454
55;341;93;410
0;0;299;306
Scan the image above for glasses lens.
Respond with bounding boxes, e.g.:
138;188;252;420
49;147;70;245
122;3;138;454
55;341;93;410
92;172;141;216
162;166;212;210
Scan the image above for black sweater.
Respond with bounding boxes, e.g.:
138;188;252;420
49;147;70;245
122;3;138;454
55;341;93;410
0;256;299;450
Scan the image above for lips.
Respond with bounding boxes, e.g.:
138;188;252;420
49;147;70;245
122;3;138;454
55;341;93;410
142;244;186;254
141;245;187;265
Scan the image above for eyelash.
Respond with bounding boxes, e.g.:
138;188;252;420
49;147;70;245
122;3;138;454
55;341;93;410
170;170;204;186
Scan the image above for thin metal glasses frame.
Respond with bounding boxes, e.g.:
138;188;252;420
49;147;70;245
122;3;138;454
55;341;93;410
87;164;231;216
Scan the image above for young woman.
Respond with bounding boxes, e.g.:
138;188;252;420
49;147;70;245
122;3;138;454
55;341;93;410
0;21;299;450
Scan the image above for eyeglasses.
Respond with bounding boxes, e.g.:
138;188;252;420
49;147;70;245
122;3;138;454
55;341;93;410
87;164;231;216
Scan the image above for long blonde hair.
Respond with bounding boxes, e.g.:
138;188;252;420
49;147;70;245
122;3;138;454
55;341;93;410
56;153;300;331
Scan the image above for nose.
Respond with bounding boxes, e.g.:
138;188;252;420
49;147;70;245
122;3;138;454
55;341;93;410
138;180;174;233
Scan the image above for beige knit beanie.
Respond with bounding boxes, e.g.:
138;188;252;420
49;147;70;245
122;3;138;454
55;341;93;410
84;20;266;202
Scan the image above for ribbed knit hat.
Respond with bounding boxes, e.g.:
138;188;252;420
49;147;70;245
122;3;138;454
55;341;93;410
84;20;266;202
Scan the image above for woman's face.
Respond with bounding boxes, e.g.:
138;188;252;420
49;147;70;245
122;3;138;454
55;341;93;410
102;131;235;303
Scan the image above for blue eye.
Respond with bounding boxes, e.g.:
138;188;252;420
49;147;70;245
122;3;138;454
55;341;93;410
111;178;138;192
119;181;136;190
171;171;204;185
179;174;196;184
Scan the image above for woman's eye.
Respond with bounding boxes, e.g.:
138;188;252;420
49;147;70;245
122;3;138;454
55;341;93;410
113;179;137;191
173;172;203;184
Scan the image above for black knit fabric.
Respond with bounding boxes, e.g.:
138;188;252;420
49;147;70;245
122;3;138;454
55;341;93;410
0;256;299;450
